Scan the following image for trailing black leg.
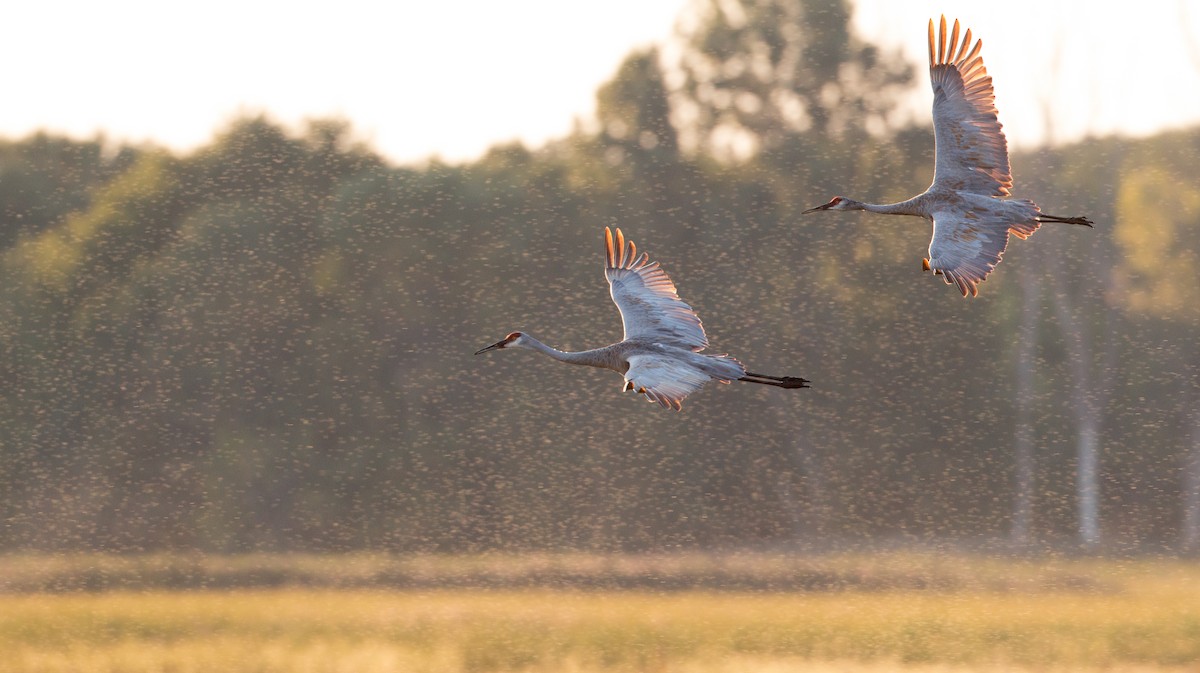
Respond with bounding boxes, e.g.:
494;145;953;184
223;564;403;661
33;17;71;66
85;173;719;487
741;372;810;389
1038;213;1094;227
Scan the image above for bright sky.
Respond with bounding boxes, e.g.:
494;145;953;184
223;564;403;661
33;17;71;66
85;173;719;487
5;0;1200;165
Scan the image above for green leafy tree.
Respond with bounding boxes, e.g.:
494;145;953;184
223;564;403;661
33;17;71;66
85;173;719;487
1113;139;1200;552
1114;166;1200;318
676;0;912;157
0;134;137;248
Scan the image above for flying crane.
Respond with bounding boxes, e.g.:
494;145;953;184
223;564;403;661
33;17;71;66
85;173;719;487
475;228;809;410
803;16;1092;297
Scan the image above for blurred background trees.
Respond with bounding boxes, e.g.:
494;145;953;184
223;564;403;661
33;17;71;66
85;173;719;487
0;0;1195;555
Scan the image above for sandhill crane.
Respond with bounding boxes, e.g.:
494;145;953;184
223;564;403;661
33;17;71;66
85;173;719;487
803;16;1093;297
475;227;809;410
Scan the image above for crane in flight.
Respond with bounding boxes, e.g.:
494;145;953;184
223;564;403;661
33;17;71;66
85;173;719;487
802;16;1092;297
475;227;809;410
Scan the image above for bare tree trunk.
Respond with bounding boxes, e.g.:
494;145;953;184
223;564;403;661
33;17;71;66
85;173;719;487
1182;370;1200;554
1076;414;1102;548
1011;271;1039;548
1049;286;1109;551
1035;124;1114;550
1181;423;1200;554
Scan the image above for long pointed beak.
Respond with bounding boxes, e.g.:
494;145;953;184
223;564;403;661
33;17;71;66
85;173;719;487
802;203;834;214
474;341;505;355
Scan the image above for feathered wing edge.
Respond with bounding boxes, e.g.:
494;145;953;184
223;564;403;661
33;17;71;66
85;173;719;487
604;227;708;350
928;15;1012;197
927;225;1002;298
927;202;1042;297
623;352;745;411
941;266;986;298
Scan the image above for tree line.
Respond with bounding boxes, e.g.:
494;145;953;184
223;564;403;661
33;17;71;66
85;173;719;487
0;0;1196;554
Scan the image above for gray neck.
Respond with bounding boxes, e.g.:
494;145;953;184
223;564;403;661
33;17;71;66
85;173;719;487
520;335;614;369
857;197;925;217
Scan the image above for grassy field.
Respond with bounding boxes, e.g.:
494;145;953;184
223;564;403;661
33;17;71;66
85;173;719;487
1;553;1198;673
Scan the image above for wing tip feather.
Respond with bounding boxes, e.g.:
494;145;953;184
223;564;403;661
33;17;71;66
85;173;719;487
956;28;973;65
938;15;947;63
948;19;960;63
928;18;935;66
932;16;986;71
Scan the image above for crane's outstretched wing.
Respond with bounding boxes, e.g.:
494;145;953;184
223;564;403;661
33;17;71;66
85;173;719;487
926;208;1038;297
624;354;714;411
605;227;708;350
928;16;1012;197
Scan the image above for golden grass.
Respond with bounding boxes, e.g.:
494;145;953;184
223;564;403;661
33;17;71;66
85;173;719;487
0;549;1158;592
0;554;1198;673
